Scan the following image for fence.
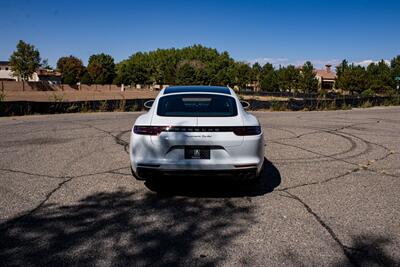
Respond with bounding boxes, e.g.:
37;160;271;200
1;95;399;116
247;95;400;111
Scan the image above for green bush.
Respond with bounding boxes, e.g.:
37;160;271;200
269;100;287;111
341;102;352;110
361;100;373;108
361;89;375;97
99;100;108;112
118;99;126;111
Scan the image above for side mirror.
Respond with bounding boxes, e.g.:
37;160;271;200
143;100;154;109
240;101;250;109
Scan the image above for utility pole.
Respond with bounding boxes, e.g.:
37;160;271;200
395;77;400;103
395;77;400;92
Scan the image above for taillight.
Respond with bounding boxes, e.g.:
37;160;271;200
232;126;262;136
133;126;167;135
133;125;262;136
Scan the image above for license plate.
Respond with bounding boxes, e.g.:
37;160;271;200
184;147;210;159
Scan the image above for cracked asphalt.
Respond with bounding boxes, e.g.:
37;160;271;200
0;107;399;266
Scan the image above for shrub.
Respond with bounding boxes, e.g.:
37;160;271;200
118;99;126;111
49;93;64;102
81;102;91;112
361;89;375;97
269;100;287;111
341;102;352;110
361;100;372;108
66;103;79;113
99;100;108;112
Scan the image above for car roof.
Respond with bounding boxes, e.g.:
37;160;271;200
163;86;231;95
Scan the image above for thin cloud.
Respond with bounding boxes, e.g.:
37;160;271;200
353;59;390;67
248;57;290;66
248;57;391;69
248;58;340;69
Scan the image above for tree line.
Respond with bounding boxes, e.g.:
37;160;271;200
8;40;400;95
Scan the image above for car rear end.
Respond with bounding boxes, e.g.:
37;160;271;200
130;88;264;180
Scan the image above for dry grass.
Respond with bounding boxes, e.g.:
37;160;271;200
3;90;159;102
240;95;288;101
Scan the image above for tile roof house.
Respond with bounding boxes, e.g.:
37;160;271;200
315;64;336;90
32;69;62;84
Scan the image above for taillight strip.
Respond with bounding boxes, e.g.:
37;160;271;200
134;126;261;136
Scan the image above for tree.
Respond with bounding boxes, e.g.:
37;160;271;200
87;53;115;84
251;62;263;89
336;61;367;94
80;71;92;85
277;65;300;92
366;60;393;94
260;63;279;91
299;61;318;93
9;40;41;82
41;59;52;70
390;55;400;90
57;56;85;85
176;63;196;84
114;45;238;87
335;59;349;90
231;62;251;88
347;65;367;94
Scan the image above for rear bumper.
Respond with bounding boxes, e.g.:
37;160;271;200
136;167;258;180
130;130;265;179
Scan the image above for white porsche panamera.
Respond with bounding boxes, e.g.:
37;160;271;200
129;86;265;181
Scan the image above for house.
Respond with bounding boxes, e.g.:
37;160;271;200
32;69;62;84
0;61;17;81
0;61;61;84
315;64;336;90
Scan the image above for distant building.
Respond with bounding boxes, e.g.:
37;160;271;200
315;64;336;90
32;69;62;84
0;61;17;81
0;60;61;84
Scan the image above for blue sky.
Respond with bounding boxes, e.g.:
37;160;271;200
1;0;399;68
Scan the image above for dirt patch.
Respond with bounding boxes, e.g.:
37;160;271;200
3;90;159;102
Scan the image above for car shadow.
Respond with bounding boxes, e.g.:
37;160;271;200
144;158;281;198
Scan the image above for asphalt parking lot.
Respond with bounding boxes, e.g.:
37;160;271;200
0;107;399;266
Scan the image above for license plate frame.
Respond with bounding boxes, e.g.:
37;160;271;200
184;147;210;159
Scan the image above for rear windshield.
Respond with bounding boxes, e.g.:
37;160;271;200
157;94;238;117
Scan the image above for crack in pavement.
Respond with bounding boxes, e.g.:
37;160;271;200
268;121;376;142
0;166;131;229
0;166;130;181
0;176;74;232
273;124;397;193
69;121;130;154
271;140;361;167
277;167;361;192
0;168;65;180
269;120;395;173
1;119;132;225
269;119;399;265
279;191;367;267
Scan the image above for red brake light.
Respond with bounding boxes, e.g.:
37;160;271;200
133;126;261;136
133;126;167;135
233;126;262;136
